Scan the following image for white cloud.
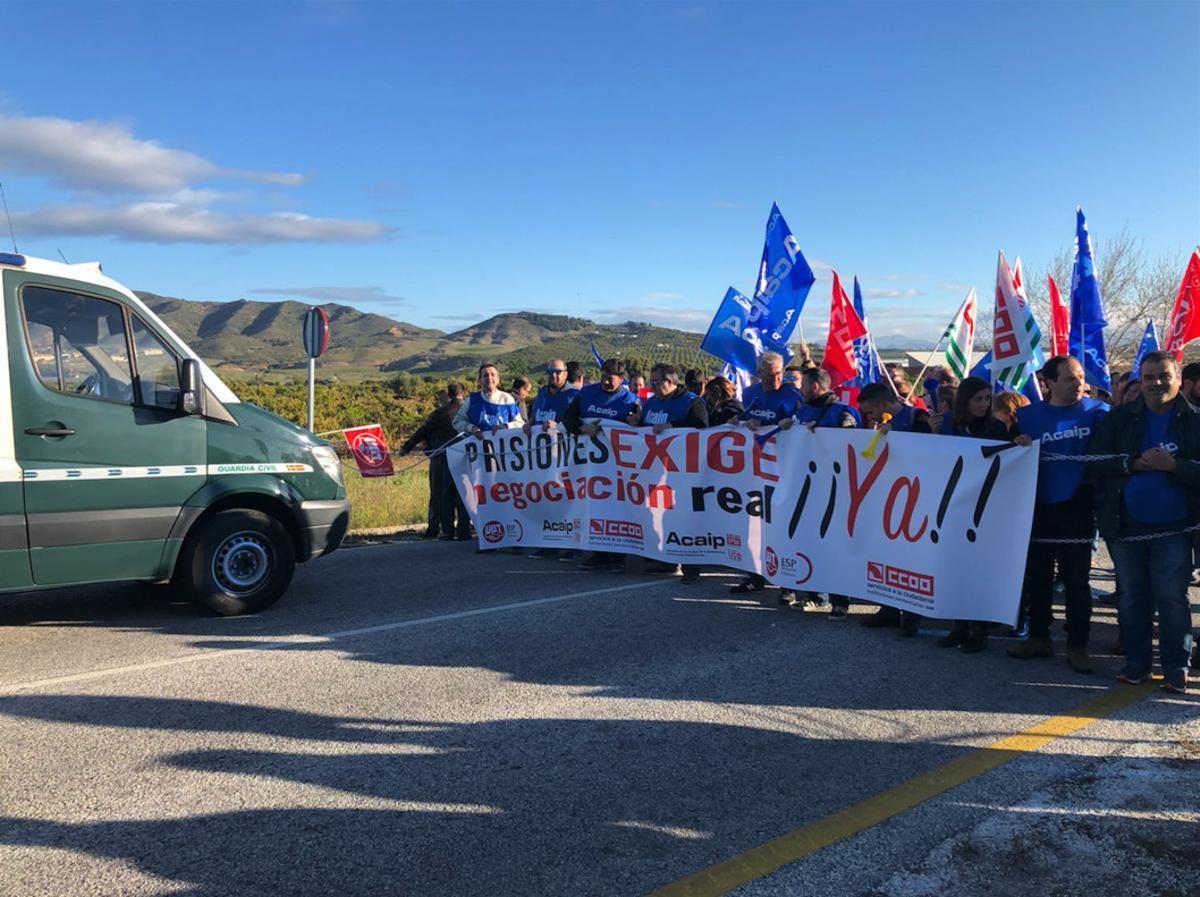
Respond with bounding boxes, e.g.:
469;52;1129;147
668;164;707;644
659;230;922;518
864;288;922;299
645;291;684;301
251;286;407;305
0;114;302;192
13;203;387;244
707;200;751;210
939;281;975;293
591;305;712;331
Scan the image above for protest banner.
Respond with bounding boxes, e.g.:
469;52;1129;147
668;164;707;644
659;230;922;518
447;425;1038;625
344;424;395;478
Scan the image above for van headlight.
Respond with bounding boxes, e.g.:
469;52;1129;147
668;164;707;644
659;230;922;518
311;445;344;486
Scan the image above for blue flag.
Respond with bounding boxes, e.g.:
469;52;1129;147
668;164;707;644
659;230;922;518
700;287;765;372
849;276;884;386
1067;208;1111;392
752;203;816;352
589;340;605;369
1128;320;1159;382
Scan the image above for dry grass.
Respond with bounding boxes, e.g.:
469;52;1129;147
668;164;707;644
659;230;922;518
344;458;432;530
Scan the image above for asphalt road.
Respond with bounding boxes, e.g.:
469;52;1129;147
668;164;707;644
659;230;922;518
0;540;1196;897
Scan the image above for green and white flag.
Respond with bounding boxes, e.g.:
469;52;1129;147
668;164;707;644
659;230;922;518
943;288;977;379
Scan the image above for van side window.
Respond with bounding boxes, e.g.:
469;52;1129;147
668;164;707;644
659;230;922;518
21;286;134;404
130;316;182;410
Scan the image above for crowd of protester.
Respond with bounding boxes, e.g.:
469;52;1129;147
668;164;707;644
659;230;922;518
401;348;1200;694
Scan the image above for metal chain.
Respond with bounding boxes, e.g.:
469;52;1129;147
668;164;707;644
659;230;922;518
1039;451;1129;462
1033;522;1200;545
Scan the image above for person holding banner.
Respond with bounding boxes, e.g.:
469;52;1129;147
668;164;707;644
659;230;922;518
454;362;525;438
401;383;464;539
637;363;710;583
730;351;801;597
794;367;861;619
565;358;641;572
1087;350;1200;694
934;377;1030;652
703;377;744;426
1008;356;1109;674
525;358;578;432
855;382;933;635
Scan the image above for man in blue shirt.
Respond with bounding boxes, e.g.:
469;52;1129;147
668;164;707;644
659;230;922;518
565;358;641;571
526;359;579;558
1009;356;1109;672
730;351;802;598
1087;350;1200;693
793;367;860;618
637;363;709;582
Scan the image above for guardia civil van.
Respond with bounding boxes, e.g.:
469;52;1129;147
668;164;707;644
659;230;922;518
0;253;350;614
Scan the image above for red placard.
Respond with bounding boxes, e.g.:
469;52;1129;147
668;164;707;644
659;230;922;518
344;424;394;477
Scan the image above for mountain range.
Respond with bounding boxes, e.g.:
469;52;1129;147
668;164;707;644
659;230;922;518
139;293;937;377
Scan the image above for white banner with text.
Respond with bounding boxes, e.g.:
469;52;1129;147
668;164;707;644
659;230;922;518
447;426;1038;624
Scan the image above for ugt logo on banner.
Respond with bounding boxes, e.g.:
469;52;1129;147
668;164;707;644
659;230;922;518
344;424;394;478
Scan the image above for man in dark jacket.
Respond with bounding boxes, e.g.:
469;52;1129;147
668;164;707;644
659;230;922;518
1086;350;1200;693
402;382;468;540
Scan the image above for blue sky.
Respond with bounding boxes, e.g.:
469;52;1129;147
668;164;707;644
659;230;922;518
0;0;1196;342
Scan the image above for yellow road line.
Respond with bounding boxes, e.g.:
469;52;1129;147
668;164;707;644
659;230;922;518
648;682;1156;897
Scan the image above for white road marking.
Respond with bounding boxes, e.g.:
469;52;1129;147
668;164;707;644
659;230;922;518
0;580;664;694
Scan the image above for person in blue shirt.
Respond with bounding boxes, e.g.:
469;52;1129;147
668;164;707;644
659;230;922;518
565;358;641;572
1087;350;1200;694
525;358;578;433
564;358;641;436
730;351;802;597
738;351;803;429
637;363;709;583
790;367;860;617
1009;356;1109;673
525;358;580;559
453;362;525;438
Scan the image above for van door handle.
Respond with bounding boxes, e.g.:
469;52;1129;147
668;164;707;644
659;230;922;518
25;426;76;437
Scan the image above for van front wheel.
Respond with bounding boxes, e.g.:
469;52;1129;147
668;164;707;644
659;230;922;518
180;509;296;615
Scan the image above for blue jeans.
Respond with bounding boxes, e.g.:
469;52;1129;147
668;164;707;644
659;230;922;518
1109;533;1193;681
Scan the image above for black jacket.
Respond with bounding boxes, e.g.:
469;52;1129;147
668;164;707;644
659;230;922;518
1085;394;1200;539
708;398;745;427
402;402;460;452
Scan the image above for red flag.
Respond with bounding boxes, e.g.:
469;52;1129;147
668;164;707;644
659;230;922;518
344;424;395;478
821;271;868;387
1165;249;1200;360
1047;275;1069;357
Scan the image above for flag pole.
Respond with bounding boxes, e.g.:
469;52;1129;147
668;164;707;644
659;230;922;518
905;336;948;406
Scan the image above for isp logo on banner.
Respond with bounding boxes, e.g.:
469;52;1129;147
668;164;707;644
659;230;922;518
344;424;395;478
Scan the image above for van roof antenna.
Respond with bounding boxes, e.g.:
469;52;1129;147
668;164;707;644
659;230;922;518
0;181;17;253
57;248;69;264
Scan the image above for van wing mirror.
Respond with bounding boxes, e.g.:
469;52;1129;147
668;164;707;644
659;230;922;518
180;359;204;415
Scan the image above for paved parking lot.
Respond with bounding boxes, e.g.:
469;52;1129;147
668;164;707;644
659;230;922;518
0;540;1196;896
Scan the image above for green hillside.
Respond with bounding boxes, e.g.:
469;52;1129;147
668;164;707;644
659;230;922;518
144;294;717;378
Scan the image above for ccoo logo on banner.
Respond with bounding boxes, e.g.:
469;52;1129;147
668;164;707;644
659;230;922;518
446;426;1039;625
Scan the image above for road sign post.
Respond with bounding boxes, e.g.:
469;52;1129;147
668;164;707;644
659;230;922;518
302;306;329;431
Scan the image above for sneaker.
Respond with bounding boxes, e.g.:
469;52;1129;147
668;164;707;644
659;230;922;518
899;614;921;638
1066;646;1094;674
1159;677;1189;694
680;567;700;584
778;590;798;607
1191;643;1200;670
558;550;578;562
1115;669;1149;685
860;607;901;628
530;548;554;559
578;554;611;570
1007;636;1054;660
827;606;848;621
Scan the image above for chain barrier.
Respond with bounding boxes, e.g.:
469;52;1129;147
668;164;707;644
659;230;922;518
1033;522;1200;545
1039;451;1129;463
